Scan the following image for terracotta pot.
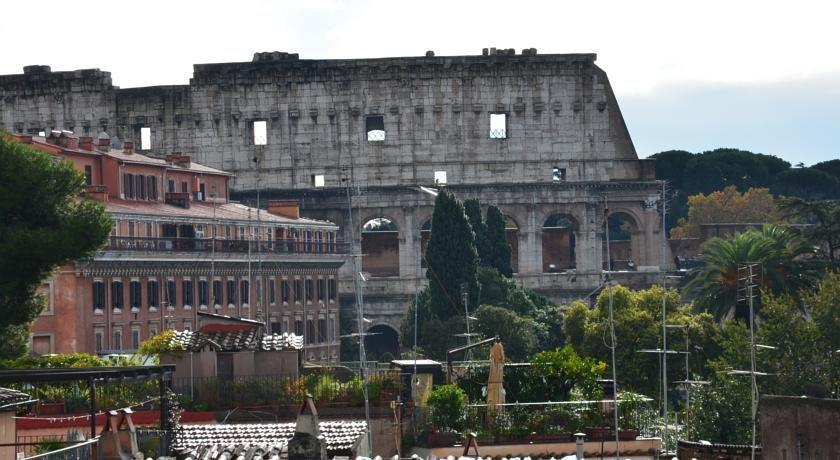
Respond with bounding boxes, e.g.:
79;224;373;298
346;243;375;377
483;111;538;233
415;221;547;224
618;428;639;441
586;426;613;441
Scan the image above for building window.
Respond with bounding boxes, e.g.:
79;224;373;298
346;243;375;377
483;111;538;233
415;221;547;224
183;320;192;332
553;167;567;182
198;279;208;307
123;173;134;198
238;226;246;241
181;181;188;193
199;183;206;201
113;329;122;351
293;279;302;303
227;279;237;306
283;318;290;333
213;280;222;307
240;280;250;306
166;279;176;308
149;323;159;337
31;335;52;356
307;319;315;344
84;165;93;185
294;319;303;336
317;279;326;303
269;279;276;305
182;279;193;308
312;174;325;187
147;280;159;309
168;179;175;193
318;318;327;343
281;279;290;303
147;176;158;200
271;322;283;334
93;280;105;311
490;113;507;139
111;280;123;310
95;329;104;353
434;170;447;185
130;280;141;310
131;328;141;350
135;174;146;200
140;127;151;150
305;279;313;303
128;221;135;237
253;120;268;145
328;279;337;302
366;115;385;142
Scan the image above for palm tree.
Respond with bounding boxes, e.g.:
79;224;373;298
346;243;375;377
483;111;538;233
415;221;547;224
684;224;819;321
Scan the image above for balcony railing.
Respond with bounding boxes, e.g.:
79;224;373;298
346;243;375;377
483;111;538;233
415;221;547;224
105;236;347;255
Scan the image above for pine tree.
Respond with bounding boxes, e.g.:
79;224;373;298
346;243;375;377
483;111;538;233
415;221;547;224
425;189;479;319
485;205;513;277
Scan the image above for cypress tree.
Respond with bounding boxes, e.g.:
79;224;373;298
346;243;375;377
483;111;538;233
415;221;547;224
425;189;479;319
485;205;513;277
464;199;489;265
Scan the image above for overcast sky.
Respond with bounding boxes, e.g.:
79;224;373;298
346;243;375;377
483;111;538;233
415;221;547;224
3;0;837;165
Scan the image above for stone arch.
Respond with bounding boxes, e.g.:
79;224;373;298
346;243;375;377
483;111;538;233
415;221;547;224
361;217;400;277
364;323;400;362
541;213;579;272
605;211;640;271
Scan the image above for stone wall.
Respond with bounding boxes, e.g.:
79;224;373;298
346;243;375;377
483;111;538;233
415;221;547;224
0;50;669;349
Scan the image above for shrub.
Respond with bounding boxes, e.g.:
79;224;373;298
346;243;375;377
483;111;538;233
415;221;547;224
427;384;467;432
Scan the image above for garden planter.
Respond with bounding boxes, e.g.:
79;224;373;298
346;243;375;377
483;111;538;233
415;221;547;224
618;428;639;441
426;431;459;447
38;402;65;415
586;426;613;441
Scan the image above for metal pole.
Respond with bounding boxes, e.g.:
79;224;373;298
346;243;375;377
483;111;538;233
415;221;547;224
748;265;757;460
604;194;620;459
346;180;372;454
660;181;669;454
88;378;96;439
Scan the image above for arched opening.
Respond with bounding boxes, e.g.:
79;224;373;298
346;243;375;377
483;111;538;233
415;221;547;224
364;324;400;362
361;218;400;277
605;212;637;271
542;214;577;272
504;216;520;273
420;219;432;268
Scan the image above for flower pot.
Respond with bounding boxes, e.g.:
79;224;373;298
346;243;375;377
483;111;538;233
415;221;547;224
586;426;613;441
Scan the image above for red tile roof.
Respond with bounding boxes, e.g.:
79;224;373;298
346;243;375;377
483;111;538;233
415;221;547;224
105;200;336;228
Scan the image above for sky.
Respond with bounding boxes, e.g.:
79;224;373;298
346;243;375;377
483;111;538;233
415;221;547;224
2;0;838;165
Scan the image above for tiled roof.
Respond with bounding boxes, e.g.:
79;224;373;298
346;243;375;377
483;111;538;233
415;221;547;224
174;421;367;459
105;200;336;228
0;387;36;410
170;330;303;352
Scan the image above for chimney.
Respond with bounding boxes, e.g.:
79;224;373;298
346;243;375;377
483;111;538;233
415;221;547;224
57;132;79;149
123;141;133;154
97;137;110;152
166;152;191;167
79;136;94;151
267;200;300;219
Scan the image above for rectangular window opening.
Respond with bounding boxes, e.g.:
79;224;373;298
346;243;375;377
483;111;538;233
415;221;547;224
140;127;151;150
253;120;268;145
312;174;325;187
434;170;447;185
490;113;507;139
366;115;385;142
84;166;93;185
553;167;567;182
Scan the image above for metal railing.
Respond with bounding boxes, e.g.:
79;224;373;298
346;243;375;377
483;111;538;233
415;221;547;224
21;437;98;460
172;372;402;411
106;236;347;255
418;398;659;446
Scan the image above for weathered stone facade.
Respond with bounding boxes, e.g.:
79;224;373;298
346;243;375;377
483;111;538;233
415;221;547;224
0;51;670;357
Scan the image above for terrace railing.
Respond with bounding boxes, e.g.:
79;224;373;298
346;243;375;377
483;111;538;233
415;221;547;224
105;237;347;255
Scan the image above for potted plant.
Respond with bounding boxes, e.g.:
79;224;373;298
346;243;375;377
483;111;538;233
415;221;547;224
426;384;466;447
617;391;643;440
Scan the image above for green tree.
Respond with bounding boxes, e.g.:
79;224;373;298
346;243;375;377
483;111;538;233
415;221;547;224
425;189;479;319
777;197;840;264
484;206;513;277
473;304;538;362
0;136;112;359
684;224;819;321
522;346;607;402
775;168;840;200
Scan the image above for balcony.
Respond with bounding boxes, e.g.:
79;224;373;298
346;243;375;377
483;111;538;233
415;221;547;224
105;236;347;255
